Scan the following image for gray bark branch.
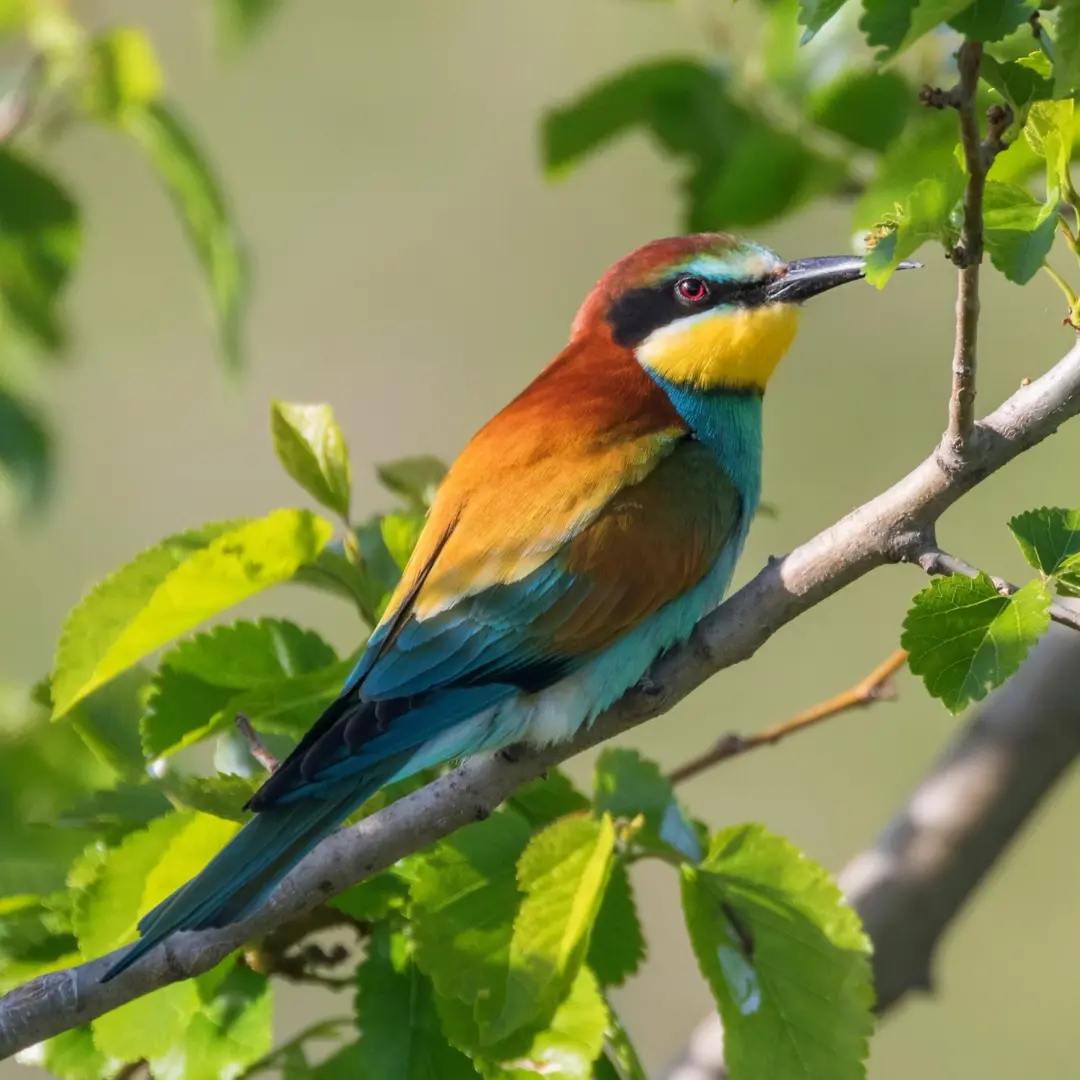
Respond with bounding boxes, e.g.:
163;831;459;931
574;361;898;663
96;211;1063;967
3;339;1080;1058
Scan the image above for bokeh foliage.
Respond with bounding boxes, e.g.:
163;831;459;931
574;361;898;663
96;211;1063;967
5;0;1080;1077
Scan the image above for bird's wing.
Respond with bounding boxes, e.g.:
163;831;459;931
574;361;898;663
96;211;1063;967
249;349;743;810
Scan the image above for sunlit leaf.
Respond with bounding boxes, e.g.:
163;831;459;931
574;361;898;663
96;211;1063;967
1009;507;1080;593
51;511;333;719
271;401;352;520
682;825;874;1080
82;27;163;121
982;181;1058;284
901;573;1051;712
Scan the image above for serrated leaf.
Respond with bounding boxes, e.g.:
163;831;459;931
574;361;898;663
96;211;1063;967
163;773;261;821
982;181;1058;284
980;52;1054;112
1024;99;1074;189
36;1026;112;1080
350;927;478;1080
151;961;273;1080
482;815;616;1042
51;511;333;719
410;810;531;1016
682;825;874;1080
293;542;381;622
1009;507;1080;582
593;747;701;862
808;70;911;153
949;0;1032;42
142;619;339;758
507;767;591;828
329;871;409;922
82;28;163;121
381;511;425;571
476;968;608;1080
602;1005;649;1080
901;573;1051;712
271;402;352;519
859;0;917;58
94;980;202;1065
0;385;51;513
586;862;646;988
865;161;966;287
376;456;447;511
0;149;81;350
1056;0;1080;96
122;101;248;370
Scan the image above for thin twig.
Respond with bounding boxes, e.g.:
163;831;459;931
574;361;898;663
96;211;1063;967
235;713;281;773
917;545;1080;633
947;40;986;454
667;649;908;785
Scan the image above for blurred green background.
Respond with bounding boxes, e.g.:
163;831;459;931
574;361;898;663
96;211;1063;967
3;0;1080;1076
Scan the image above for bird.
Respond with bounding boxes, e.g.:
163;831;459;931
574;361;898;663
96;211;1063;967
101;233;916;980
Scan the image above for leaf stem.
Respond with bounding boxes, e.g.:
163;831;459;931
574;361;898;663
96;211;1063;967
667;649;907;786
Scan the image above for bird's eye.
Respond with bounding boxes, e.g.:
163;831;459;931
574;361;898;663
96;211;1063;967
676;276;709;304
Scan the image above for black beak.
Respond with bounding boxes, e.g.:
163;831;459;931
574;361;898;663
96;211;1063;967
765;255;921;304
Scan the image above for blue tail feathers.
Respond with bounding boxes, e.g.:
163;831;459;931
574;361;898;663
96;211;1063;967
100;772;389;982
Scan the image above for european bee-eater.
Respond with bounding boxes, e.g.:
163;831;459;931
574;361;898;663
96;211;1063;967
103;233;914;980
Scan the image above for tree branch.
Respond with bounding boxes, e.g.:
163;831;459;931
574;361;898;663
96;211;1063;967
667;649;907;785
4;338;1080;1057
947;40;985;455
661;621;1080;1080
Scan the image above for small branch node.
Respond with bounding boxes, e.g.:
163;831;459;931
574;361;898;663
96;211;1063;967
919;84;961;110
235;713;281;773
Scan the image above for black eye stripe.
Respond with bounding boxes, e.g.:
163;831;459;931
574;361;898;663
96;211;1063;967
606;276;771;348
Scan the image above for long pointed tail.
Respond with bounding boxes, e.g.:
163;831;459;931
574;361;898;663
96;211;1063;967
101;774;387;982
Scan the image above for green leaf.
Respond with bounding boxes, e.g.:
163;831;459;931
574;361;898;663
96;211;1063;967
798;0;853;38
122;102;248;370
82;28;163;121
507;767;591;828
292;542;381;622
859;0;917;58
482;815;616;1042
0;149;81;350
214;0;285;50
0;386;51;513
476;968;608;1080
142;618;339;758
949;0;1032;42
51;510;333;719
1056;0;1080;96
410;810;532;1022
350;927;478;1080
980;53;1054;112
381;511;425;571
329;871;410;922
681;825;874;1080
152;961;273;1080
376;455;447;511
982;181;1058;284
808;70;912;153
593;747;702;862
163;774;261;821
271;401;352;519
865;161;966;287
686;128;845;231
1024;99;1075;189
901;573;1051;712
602;1005;649;1080
31;1026;112;1080
586;862;646;988
1009;507;1080;592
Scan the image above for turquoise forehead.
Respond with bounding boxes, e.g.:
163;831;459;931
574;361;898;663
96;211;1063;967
675;243;784;282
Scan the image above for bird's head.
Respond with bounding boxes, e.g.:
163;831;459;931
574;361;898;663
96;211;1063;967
572;233;915;394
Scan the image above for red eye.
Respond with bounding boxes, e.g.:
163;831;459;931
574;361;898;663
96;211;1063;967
676;276;709;303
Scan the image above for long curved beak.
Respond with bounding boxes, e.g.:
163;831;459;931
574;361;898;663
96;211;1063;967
765;255;921;304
